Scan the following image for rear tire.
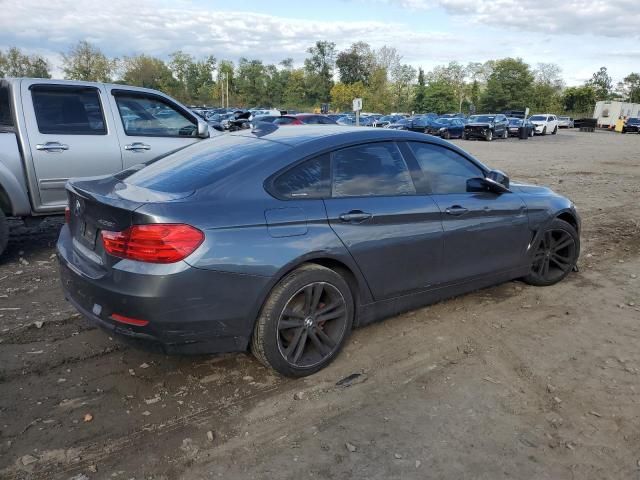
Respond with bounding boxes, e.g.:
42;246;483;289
251;264;354;377
0;210;8;258
522;218;579;287
443;131;450;140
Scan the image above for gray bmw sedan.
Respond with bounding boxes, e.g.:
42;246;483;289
57;125;580;377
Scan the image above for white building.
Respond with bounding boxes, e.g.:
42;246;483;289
593;101;640;127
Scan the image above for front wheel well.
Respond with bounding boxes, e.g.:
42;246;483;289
556;212;578;232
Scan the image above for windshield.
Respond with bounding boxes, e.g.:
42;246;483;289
508;118;522;125
530;115;546;121
627;118;640;124
468;115;495;123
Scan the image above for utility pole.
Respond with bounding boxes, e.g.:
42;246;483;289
226;72;229;109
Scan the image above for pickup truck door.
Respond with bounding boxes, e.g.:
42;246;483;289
20;81;123;209
106;88;202;167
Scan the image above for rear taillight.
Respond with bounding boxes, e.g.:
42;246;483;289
65;206;71;224
101;224;204;263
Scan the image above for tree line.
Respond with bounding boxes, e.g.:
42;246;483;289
1;41;639;117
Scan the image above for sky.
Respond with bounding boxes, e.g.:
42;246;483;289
1;0;639;85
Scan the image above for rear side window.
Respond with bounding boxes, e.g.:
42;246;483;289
272;154;330;199
31;87;106;135
0;84;13;128
332;142;416;198
114;93;196;137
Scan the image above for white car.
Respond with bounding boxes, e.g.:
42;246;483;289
529;114;559;135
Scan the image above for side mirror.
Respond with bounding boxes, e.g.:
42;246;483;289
467;170;511;194
487;169;510;189
197;120;210;139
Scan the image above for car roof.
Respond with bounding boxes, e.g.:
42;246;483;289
230;125;452;148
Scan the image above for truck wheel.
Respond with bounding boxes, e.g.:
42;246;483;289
0;210;8;258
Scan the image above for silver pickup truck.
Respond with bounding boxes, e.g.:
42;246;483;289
0;78;211;257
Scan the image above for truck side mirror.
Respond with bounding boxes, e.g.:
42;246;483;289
197;120;210;139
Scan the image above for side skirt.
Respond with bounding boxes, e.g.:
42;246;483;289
355;267;529;327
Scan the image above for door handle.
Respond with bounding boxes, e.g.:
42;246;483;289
124;142;151;151
36;142;69;152
339;211;372;223
445;205;469;216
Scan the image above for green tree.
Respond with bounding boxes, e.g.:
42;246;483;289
283;68;307;109
0;47;51;78
587;66;612;100
480;58;534;112
121;54;176;91
390;63;416;112
61;41;116;82
236;58;267;107
562;85;596;116
422;81;457;114
621;73;640;103
427;61;467;112
336;42;375;85
304;41;336;105
330;81;366;111
413;67;426;113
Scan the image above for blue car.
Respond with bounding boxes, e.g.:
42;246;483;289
427;118;466;139
58;126;581;377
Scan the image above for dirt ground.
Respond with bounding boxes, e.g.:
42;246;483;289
1;129;639;480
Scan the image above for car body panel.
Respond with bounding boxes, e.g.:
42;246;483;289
57;126;579;354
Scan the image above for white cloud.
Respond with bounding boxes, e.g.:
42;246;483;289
0;0;638;85
384;0;640;38
0;0;454;64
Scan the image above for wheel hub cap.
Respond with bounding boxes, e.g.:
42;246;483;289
304;317;314;328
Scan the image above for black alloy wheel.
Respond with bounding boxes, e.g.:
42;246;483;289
523;218;579;286
251;264;353;377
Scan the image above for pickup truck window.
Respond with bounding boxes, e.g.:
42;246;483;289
0;84;13;128
31;86;106;135
114;94;197;138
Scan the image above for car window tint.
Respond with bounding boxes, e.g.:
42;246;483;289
408;142;483;194
273;154;330;199
332;142;416;197
31;87;106;135
114;94;196;137
0;84;13;128
274;117;296;125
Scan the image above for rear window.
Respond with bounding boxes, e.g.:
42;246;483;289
125;134;287;193
31;86;106;135
0;84;13;128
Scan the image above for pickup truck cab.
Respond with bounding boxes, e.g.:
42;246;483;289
0;78;211;257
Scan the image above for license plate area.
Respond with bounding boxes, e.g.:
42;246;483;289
81;222;97;248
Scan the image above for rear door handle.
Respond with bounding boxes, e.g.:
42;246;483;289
445;205;469;216
339;211;372;223
36;142;69;152
124;142;151;151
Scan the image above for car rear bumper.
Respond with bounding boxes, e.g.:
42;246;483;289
57;225;271;354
